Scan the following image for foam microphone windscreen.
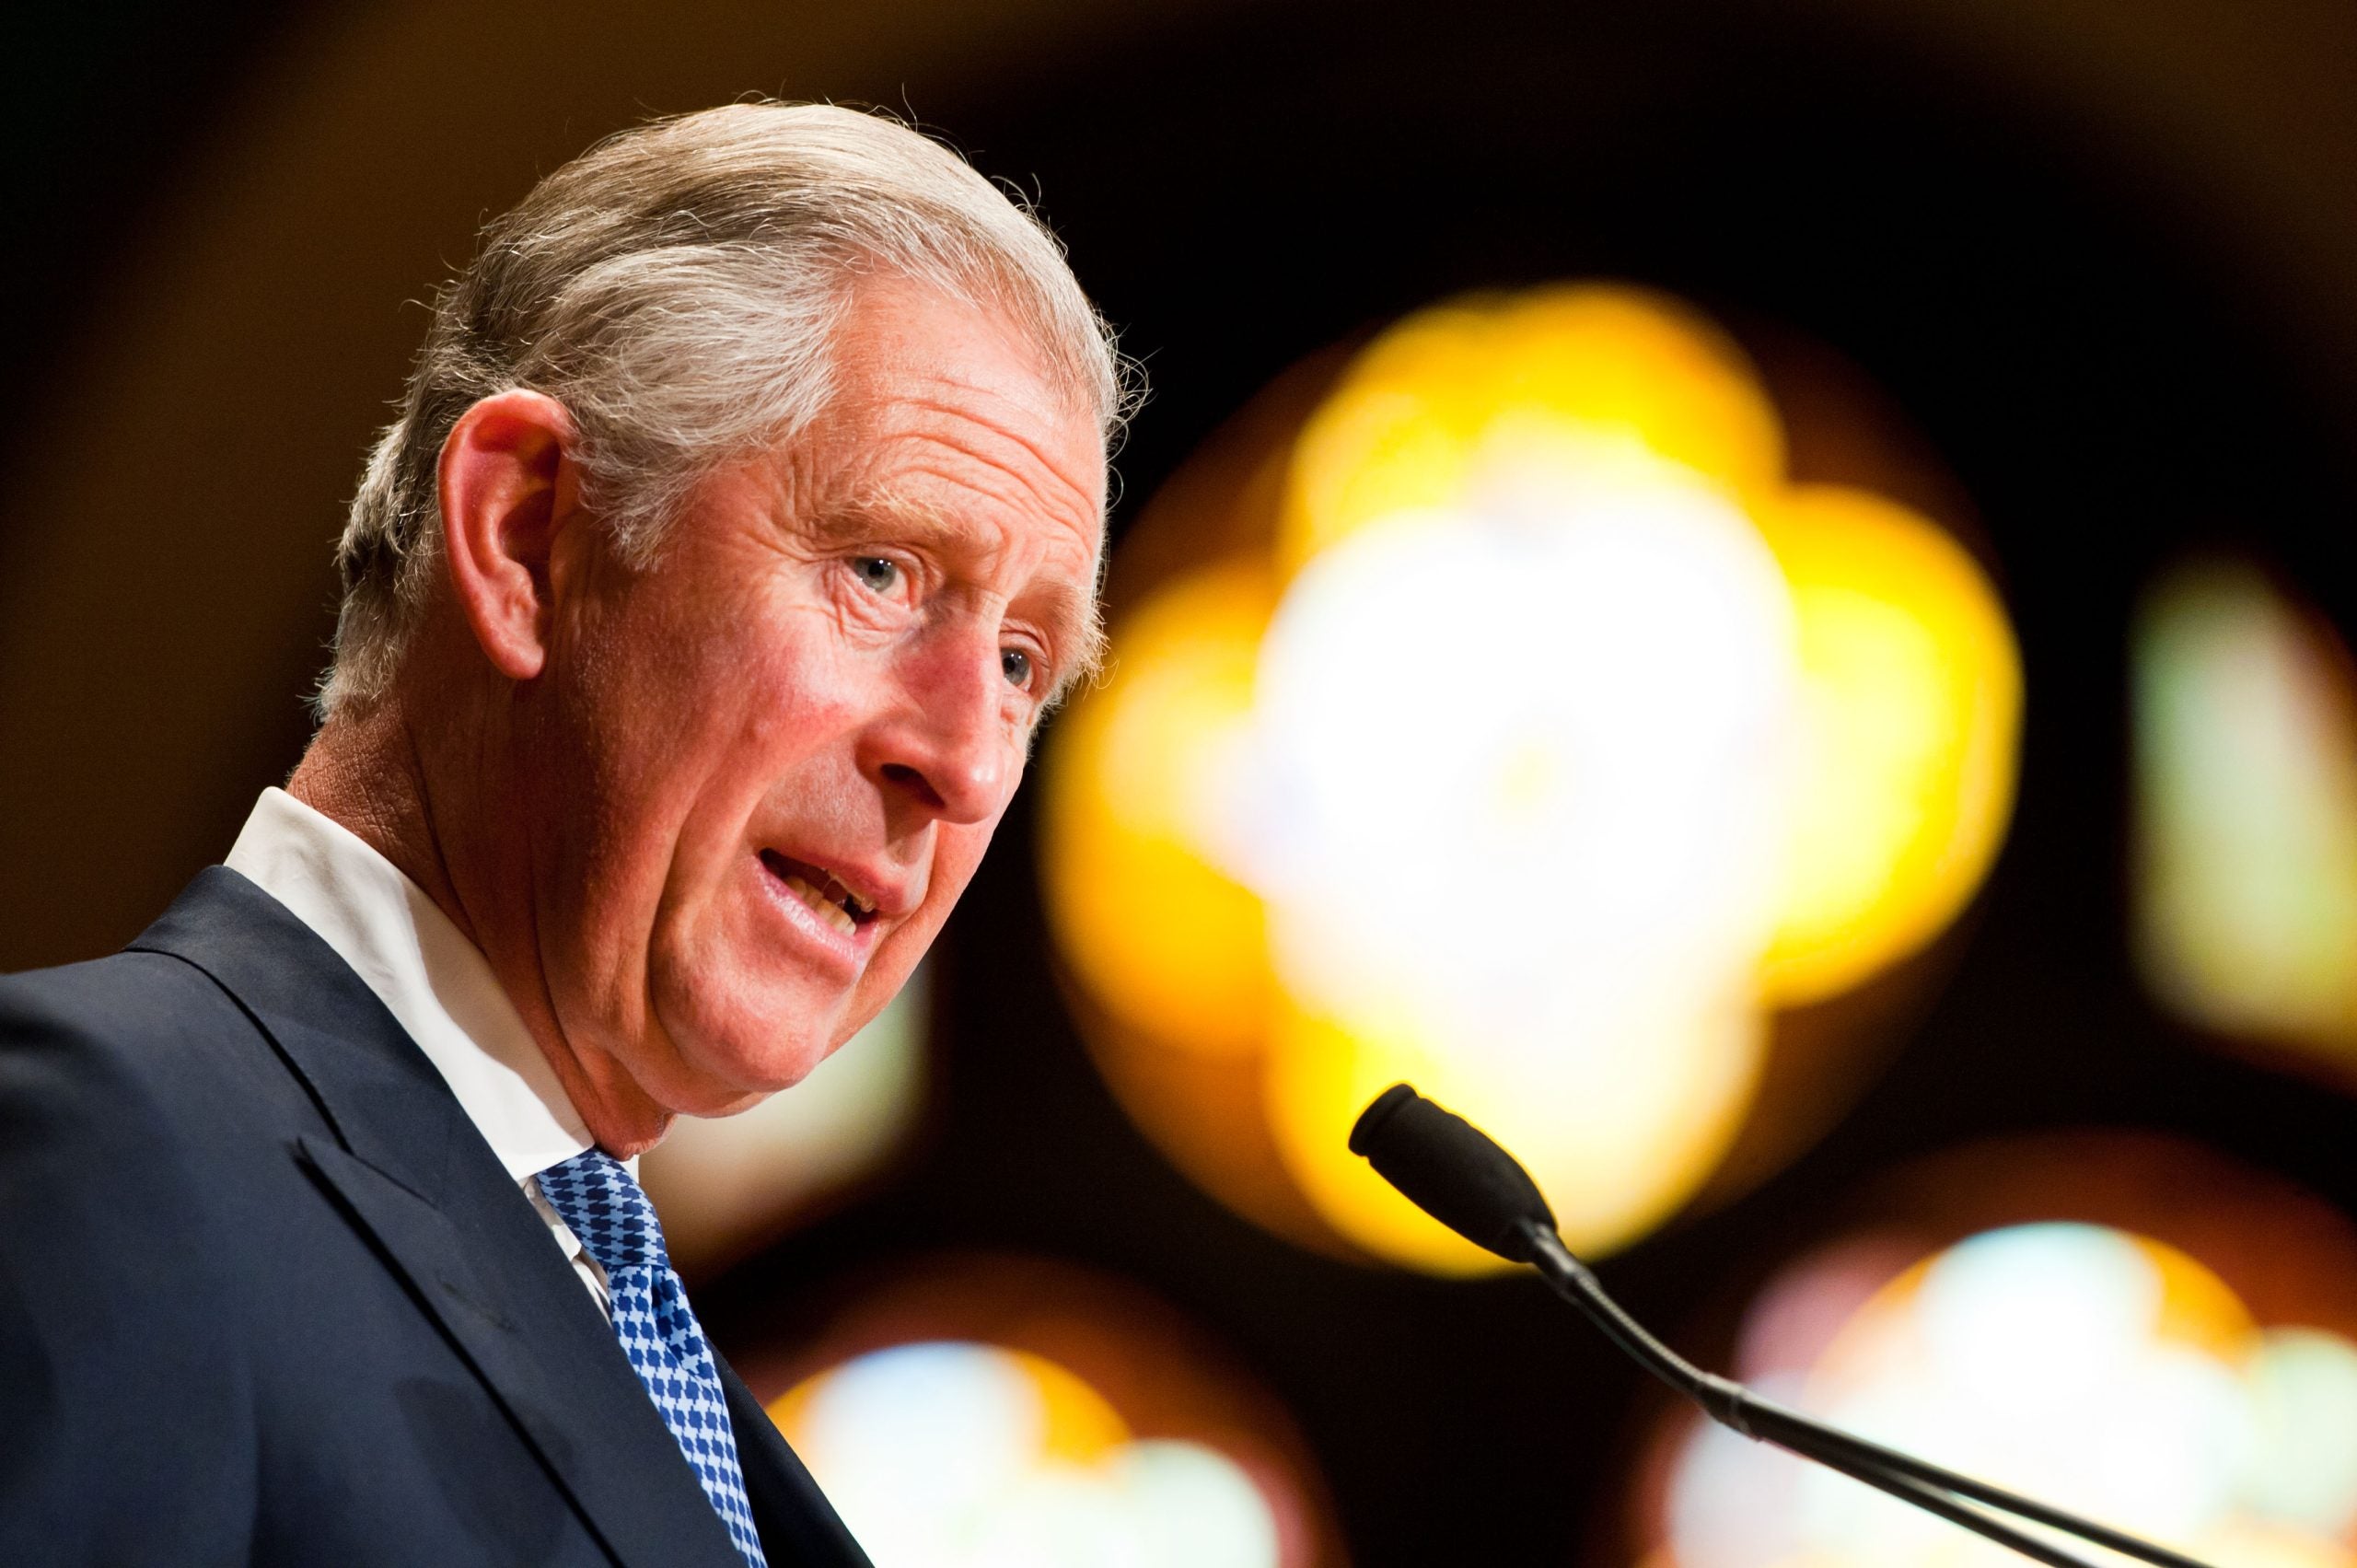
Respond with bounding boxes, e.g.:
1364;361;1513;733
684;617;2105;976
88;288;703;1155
1348;1084;1557;1262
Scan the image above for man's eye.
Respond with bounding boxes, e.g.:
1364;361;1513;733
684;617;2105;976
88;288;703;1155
1001;647;1033;689
852;556;901;594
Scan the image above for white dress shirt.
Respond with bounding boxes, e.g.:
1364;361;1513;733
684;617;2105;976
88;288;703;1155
226;786;618;1311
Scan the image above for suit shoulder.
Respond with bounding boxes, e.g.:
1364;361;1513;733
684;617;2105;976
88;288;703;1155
1;947;250;1046
0;954;261;1557
0;947;262;1205
1;947;266;1129
0;947;292;1346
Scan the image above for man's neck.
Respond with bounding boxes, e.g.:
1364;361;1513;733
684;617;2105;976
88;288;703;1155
284;694;676;1157
287;701;479;949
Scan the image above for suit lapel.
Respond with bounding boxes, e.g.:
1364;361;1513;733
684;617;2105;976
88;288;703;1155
132;868;747;1568
718;1356;874;1567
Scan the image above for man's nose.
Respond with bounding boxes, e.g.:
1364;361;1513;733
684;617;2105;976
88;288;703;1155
864;624;1015;828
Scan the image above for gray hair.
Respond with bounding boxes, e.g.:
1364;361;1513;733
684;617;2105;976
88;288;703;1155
317;101;1135;718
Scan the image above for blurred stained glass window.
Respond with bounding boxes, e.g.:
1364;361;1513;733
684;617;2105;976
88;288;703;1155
751;1256;1342;1567
1631;1135;2357;1568
1042;284;2023;1273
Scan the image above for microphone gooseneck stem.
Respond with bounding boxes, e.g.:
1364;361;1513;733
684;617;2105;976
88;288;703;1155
1518;1223;2218;1568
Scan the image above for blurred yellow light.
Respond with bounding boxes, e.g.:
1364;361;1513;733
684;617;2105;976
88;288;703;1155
2135;1234;2260;1353
1759;486;2023;1005
1263;991;1763;1272
1078;1007;1358;1260
1003;1348;1133;1464
1280;285;1784;574
2133;560;2357;1069
1257;1010;1489;1274
1039;562;1277;1057
1043;283;2021;1275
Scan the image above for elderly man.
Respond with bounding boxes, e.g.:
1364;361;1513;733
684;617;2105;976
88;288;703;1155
0;103;1127;1566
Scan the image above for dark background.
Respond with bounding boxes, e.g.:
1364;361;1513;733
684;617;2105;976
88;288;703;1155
7;2;2357;1561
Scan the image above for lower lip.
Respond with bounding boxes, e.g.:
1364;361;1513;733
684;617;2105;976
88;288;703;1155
753;856;877;979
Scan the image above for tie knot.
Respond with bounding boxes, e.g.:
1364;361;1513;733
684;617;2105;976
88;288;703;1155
536;1148;668;1274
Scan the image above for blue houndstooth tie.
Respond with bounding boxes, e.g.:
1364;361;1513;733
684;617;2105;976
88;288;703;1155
537;1150;769;1567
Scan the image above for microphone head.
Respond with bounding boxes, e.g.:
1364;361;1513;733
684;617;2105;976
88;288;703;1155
1349;1084;1557;1263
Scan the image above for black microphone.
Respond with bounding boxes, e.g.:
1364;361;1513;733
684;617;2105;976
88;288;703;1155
1349;1084;2218;1568
1348;1083;1556;1262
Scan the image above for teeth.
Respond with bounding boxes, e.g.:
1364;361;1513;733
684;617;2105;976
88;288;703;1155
819;872;877;920
779;872;857;936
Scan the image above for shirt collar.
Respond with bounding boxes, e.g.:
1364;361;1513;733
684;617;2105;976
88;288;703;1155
225;786;594;1181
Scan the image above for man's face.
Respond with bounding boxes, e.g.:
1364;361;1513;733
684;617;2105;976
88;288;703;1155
525;280;1104;1117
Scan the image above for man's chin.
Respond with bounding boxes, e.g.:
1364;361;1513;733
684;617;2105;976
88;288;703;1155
647;956;851;1095
663;1082;777;1122
661;1013;838;1109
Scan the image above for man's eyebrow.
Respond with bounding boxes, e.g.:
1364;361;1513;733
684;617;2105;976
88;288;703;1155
810;489;992;555
804;494;939;551
1036;577;1108;705
815;491;1107;699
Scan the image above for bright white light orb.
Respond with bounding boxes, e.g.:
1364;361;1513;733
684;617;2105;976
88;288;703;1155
1661;1223;2357;1568
777;1342;1283;1568
1236;453;1798;1078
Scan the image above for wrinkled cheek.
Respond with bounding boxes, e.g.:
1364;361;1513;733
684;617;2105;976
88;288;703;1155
642;893;752;1073
530;868;639;1064
654;865;842;1092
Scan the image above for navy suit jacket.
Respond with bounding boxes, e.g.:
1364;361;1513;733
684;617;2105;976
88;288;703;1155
0;866;873;1567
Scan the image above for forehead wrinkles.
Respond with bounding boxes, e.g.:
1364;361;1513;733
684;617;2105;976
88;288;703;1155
813;408;1098;574
842;373;1105;581
827;287;1102;491
878;373;1104;518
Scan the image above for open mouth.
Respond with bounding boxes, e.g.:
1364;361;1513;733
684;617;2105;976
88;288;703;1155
760;850;879;938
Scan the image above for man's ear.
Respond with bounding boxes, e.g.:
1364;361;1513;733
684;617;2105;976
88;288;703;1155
437;389;583;683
